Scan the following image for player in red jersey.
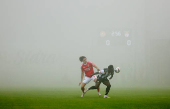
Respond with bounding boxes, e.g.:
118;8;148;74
79;56;101;97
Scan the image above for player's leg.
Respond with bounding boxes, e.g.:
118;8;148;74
81;82;86;93
93;77;101;96
87;76;102;91
81;77;91;97
84;77;101;96
103;80;111;98
88;80;101;90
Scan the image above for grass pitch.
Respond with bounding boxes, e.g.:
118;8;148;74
0;88;170;109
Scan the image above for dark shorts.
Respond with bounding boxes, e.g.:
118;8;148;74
96;76;109;83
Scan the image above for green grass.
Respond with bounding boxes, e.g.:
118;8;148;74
0;88;170;109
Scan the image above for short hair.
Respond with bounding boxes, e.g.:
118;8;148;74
108;65;113;69
108;65;114;73
79;56;86;62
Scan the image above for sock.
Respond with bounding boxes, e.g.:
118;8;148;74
88;86;97;90
105;85;111;95
81;87;84;93
97;87;100;93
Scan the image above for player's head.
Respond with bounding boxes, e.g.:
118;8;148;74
79;56;87;64
108;65;114;73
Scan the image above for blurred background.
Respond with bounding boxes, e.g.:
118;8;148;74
0;0;170;89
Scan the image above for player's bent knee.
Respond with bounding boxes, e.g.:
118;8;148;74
81;86;85;90
81;83;86;87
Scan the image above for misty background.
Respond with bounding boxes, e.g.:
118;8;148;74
0;0;170;89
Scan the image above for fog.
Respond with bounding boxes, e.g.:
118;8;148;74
0;0;170;88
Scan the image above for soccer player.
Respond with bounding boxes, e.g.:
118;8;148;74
79;56;101;97
84;65;119;98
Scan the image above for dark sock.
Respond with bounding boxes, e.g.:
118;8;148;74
89;86;97;90
105;85;111;95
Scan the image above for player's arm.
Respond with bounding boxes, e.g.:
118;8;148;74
90;71;100;77
109;73;113;80
94;65;100;71
109;71;114;80
90;70;105;77
93;65;100;71
89;61;100;71
79;71;84;86
80;71;84;82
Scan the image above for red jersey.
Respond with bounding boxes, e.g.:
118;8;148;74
81;61;95;77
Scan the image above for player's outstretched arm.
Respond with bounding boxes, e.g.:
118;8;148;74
93;65;100;71
109;74;113;80
109;72;114;80
90;72;99;77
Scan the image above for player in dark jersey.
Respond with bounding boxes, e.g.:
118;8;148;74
84;65;119;98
